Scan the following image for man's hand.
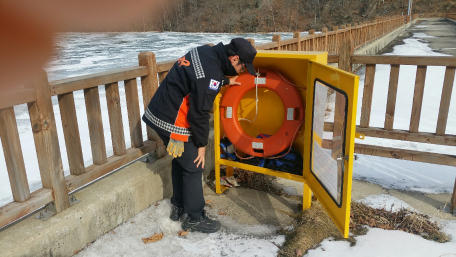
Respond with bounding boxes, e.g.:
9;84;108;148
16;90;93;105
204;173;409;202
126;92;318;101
229;76;241;86
167;138;184;158
194;146;206;169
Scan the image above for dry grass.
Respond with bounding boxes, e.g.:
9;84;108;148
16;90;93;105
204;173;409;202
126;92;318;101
278;201;348;257
279;201;451;256
350;202;451;243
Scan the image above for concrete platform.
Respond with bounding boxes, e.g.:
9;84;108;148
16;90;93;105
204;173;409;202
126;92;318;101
379;18;456;56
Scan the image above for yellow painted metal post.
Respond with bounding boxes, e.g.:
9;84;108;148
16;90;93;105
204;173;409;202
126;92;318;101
215;163;221;194
303;183;312;209
226;166;234;177
214;93;222;194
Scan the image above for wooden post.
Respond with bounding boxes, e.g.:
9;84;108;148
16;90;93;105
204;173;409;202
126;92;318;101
272;35;281;50
360;64;376;128
384;65;400;130
105;82;126;156
338;33;353;72
293;32;301;51
124;78;144;148
341;25;347;51
27;70;69;213
333;26;339;54
409;66;427;133
84;86;107;164
58;92;85;175
138;52;165;157
309;29;315;51
246;38;255;48
322;28;328;52
138;52;159;141
436;66;455;136
159;71;169;84
353;23;358;47
0;107;31;202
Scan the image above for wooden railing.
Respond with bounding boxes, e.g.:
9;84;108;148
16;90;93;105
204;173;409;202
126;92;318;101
347;55;456;167
254;15;406;54
0;53;167;228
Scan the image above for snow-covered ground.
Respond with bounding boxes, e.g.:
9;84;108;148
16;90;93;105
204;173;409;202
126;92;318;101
304;195;456;257
76;199;285;257
1;26;456;256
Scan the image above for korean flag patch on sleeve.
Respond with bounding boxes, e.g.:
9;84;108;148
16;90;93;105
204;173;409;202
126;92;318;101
209;79;220;91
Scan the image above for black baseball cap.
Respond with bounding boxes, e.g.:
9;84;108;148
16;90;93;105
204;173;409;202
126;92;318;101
228;38;257;75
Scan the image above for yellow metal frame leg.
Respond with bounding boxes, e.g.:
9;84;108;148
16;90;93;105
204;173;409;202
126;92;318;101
226;166;233;177
215;163;221;194
303;183;312;210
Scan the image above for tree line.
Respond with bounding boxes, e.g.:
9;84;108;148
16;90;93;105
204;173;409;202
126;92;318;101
72;0;455;32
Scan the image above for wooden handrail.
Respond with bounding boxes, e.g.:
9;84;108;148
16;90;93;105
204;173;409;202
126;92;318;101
156;60;175;73
0;189;53;228
351;55;456;66
50;66;148;96
355;144;456;167
0;88;36;110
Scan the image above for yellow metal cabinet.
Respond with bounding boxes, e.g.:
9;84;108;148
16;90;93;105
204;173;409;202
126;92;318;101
213;51;359;237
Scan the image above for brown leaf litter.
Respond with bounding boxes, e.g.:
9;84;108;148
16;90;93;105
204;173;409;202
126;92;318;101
350;202;450;243
178;230;189;236
142;232;164;244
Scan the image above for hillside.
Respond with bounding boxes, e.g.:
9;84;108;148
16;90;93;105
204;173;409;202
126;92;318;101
147;0;456;32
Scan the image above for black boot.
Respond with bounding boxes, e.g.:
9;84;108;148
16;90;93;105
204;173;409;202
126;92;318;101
182;210;221;233
170;205;185;221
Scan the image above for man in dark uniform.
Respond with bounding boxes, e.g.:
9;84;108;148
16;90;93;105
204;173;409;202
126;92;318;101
142;38;257;233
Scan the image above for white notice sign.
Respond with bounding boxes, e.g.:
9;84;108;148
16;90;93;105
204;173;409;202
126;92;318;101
313;81;328;141
312;140;338;199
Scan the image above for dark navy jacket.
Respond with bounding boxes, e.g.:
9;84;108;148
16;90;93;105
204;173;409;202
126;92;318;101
142;43;232;147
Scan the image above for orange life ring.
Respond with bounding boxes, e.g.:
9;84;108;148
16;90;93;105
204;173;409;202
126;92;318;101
220;69;304;157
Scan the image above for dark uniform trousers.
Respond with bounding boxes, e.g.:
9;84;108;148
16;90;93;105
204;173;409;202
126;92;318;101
155;129;205;220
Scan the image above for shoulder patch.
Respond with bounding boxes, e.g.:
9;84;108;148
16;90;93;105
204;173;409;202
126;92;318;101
209;79;220;91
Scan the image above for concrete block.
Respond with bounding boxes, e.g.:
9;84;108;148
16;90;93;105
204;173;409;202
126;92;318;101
0;155;173;257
